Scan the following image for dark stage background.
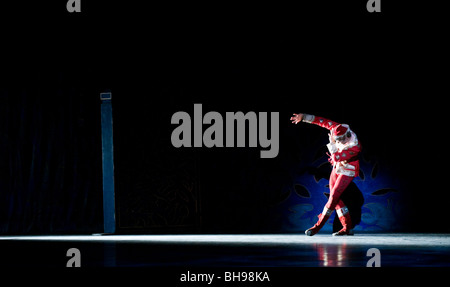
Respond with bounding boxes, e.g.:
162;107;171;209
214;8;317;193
0;1;448;234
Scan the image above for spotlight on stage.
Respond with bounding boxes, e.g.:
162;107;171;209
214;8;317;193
279;144;407;233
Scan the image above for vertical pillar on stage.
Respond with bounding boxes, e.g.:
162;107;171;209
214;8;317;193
100;92;116;234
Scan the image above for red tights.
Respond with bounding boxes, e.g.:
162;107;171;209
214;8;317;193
325;170;353;211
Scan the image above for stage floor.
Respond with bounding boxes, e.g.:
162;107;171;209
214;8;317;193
1;233;450;267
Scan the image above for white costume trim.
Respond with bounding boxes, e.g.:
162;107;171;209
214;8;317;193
336;206;349;217
330;127;359;177
327;142;338;154
302;114;315;124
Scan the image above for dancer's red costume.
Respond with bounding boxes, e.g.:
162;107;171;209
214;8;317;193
291;113;361;236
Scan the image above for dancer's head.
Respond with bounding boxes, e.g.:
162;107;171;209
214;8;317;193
333;124;351;144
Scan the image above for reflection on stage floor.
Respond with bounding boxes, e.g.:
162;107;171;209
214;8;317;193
1;233;449;267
